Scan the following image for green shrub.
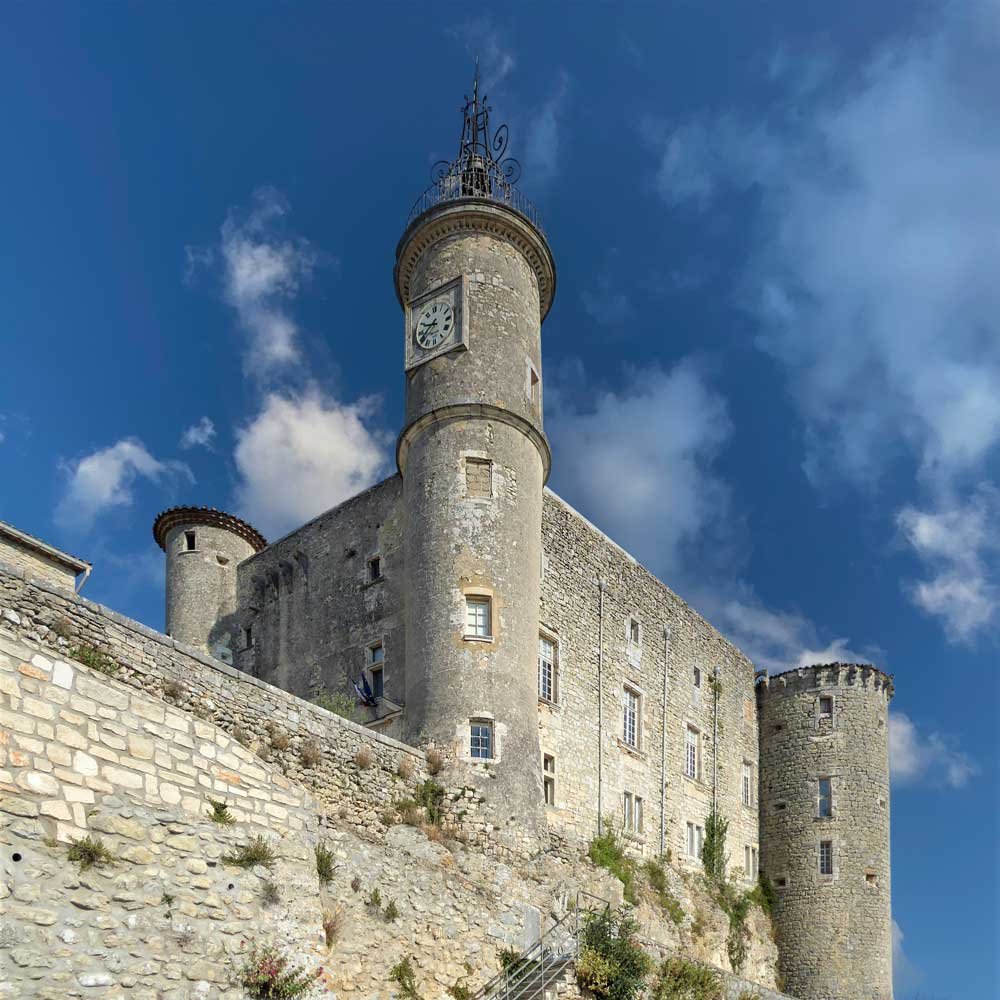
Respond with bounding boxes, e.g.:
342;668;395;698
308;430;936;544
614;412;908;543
311;690;356;720
207;798;236;826
644;859;685;925
701;805;729;886
67;835;115;870
314;842;336;885
384;898;400;922
737;991;761;1000
238;944;318;998
447;981;473;1000
651;956;722;1000
588;826;639;905
752;872;776;916
69;644;117;676
389;956;422;999
223;835;276;869
575;906;652;1000
415;780;446;825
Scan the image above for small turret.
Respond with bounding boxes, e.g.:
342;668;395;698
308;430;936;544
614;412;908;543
757;663;894;1000
152;507;266;663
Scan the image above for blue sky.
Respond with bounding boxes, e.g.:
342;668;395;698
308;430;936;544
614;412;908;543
1;2;996;994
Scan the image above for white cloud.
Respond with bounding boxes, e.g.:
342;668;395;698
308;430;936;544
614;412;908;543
889;710;978;789
652;2;1000;640
450;20;515;91
548;359;730;583
218;186;318;378
55;438;192;532
892;918;924;996
179;416;216;451
525;74;569;183
232;387;390;540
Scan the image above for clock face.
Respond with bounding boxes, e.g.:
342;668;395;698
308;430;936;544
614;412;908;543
414;301;455;350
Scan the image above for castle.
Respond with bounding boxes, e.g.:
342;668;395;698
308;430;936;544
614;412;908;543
0;78;893;1000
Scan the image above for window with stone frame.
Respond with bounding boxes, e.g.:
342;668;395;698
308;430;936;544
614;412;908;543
818;777;833;818
543;754;556;806
623;791;643;835
622;685;641;749
818;695;834;722
819;839;834;876
538;634;558;703
465;596;492;638
742;760;755;807
686;821;704;859
470;720;493;760
465;457;492;498
744;845;759;880
527;362;541;408
684;725;700;779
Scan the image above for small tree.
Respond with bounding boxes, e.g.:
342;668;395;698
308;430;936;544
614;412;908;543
575;907;651;1000
701;805;728;885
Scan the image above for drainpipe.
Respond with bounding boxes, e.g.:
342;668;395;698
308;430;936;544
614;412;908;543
659;625;671;858
712;664;720;813
597;576;606;836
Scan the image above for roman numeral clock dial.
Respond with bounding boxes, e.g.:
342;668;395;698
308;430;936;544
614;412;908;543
414;301;454;350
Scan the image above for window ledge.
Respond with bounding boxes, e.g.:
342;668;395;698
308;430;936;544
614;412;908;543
681;773;706;788
538;697;561;711
463;635;495;644
361;577;384;590
616;738;645;759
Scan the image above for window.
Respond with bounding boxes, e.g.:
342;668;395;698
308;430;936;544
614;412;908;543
243;626;253;649
622;686;640;749
370;666;384;699
543;754;556;805
686;821;704;859
684;726;699;779
184;530;196;551
538;635;557;702
367;556;382;582
819;695;834;720
628;617;641;646
368;642;385;665
819;840;834;876
465;457;492;498
623;792;643;835
775;876;788;889
470;721;493;760
818;777;832;818
465;596;492;638
693;666;701;689
744;845;759;880
742;761;754;807
527;362;540;407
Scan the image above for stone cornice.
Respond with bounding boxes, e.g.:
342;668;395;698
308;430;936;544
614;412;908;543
397;403;552;485
394;200;556;321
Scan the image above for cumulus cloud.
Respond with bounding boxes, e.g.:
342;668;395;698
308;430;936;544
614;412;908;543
232;387;390;540
889;710;978;788
547;359;731;584
651;2;1000;640
179;416;216;451
55;438;192;532
216;186;318;379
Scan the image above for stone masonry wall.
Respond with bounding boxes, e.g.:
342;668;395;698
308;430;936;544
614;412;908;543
0;534;80;593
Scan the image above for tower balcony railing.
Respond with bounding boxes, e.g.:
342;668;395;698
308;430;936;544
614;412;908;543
406;158;544;234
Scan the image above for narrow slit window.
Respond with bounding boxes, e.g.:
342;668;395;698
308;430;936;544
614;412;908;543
543;754;556;805
685;726;699;779
367;556;382;582
742;761;754;806
693;666;701;689
184;530;196;551
370;666;384;699
818;777;832;818
628;617;641;646
528;363;540;407
623;687;640;748
243;626;253;649
538;635;556;702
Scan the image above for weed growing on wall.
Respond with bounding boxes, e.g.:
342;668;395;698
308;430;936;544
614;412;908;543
389;957;422;1000
238;944;319;998
575;906;651;1000
208;798;236;826
314;842;336;885
447;981;473;1000
223;835;276;869
644;859;685;925
69;644;117;676
162;679;186;702
650;956;722;1000
261;881;281;907
322;908;342;947
425;748;444;775
300;740;322;768
67;835;115;870
701;805;729;886
588;824;639;905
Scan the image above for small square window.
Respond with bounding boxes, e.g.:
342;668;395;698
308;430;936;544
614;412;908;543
465;457;492;498
775;876;788;889
543;754;556;805
367;556;382;582
818;777;832;818
465;596;492;638
370;666;384;699
470;721;493;760
819;839;834;876
369;642;384;665
623;687;640;748
184;530;196;551
538;635;557;702
819;695;834;720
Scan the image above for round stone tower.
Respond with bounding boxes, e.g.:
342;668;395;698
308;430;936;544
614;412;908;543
757;663;894;1000
394;74;555;839
152;507;266;663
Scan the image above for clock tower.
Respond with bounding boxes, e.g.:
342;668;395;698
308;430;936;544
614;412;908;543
394;73;556;844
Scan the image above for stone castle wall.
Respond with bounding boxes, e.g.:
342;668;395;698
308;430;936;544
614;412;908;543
0;534;80;593
539;491;761;876
757;665;894;1000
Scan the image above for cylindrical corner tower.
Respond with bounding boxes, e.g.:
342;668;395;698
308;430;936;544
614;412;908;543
757;663;894;1000
394;74;555;838
153;507;267;662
